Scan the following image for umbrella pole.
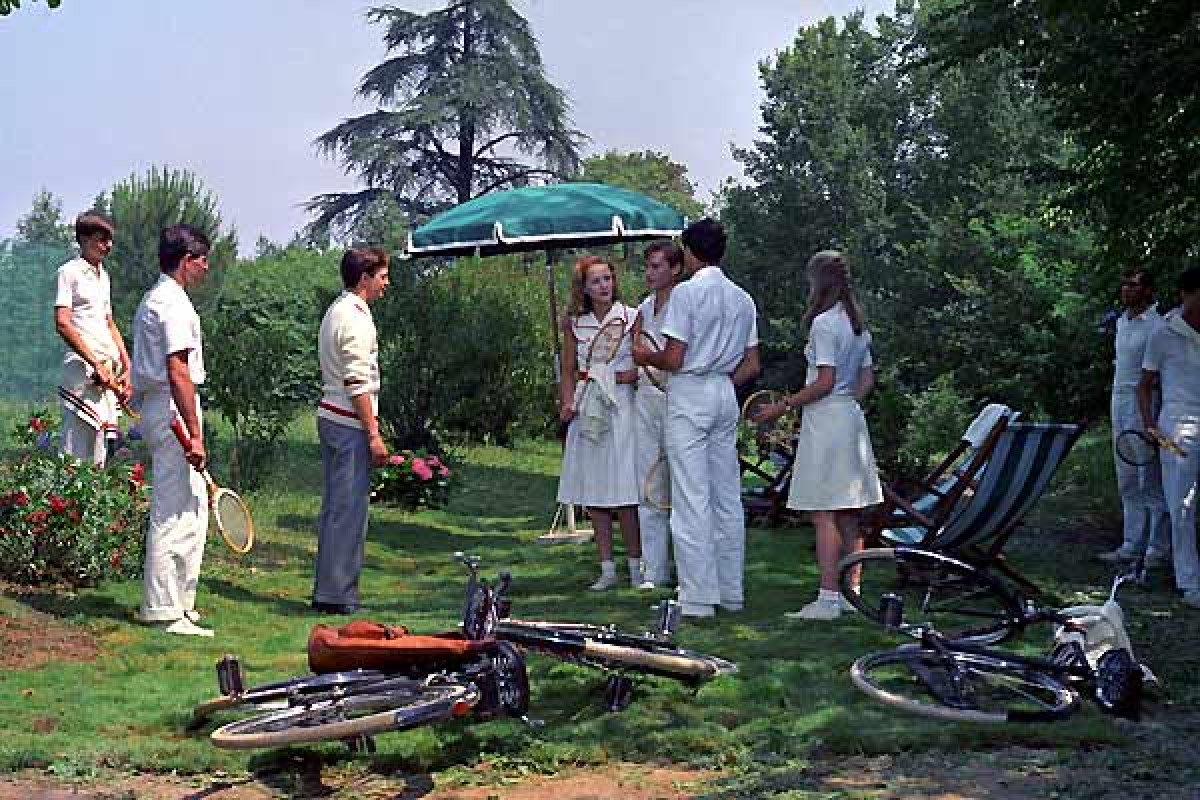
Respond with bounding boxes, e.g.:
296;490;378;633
540;249;591;544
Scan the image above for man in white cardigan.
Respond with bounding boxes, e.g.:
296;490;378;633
312;248;390;615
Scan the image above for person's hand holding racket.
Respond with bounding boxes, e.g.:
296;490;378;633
170;418;254;554
635;330;668;391
1116;425;1187;466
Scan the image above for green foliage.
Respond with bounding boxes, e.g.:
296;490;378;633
374;255;556;447
579;151;705;221
895;373;972;475
721;2;1107;470
202;248;335;487
308;0;586;231
922;0;1200;268
0;410;148;587
15;190;72;248
371;449;453;510
94;166;238;329
0;239;70;401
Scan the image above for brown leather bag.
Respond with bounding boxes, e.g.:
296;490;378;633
307;620;493;674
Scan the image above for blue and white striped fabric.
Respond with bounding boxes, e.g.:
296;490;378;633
881;422;1082;551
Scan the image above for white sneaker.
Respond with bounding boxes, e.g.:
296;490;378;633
184;609;203;623
636;580;658;590
164;617;214;637
784;600;842;621
589;573;618;591
1097;548;1137;564
1182;591;1200;609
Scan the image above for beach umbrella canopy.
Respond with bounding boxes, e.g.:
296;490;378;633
405;182;686;257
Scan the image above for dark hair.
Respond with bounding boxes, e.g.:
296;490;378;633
681;218;726;265
340;247;389;289
644;240;684;268
1122;268;1154;290
802;250;867;336
75;211;114;243
1180;266;1200;293
158;224;211;272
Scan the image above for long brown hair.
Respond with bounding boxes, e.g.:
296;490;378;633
801;250;866;335
566;255;621;317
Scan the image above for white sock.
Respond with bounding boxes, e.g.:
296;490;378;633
818;588;841;604
600;560;616;577
628;557;644;583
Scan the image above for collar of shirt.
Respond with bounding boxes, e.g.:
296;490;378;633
1123;302;1159;322
340;290;372;318
692;265;724;281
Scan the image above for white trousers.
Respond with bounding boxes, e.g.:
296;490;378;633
1111;389;1170;557
664;373;743;608
635;385;672;585
59;358;118;467
1159;409;1200;592
139;390;208;621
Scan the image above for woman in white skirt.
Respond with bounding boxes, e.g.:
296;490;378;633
557;255;643;590
754;250;883;620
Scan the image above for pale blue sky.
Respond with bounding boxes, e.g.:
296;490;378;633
1;0;894;250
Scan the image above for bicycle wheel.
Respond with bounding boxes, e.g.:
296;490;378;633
209;681;476;750
839;547;1025;644
851;645;1078;724
192;669;388;721
477;641;530;717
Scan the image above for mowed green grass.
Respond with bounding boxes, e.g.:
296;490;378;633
1;408;1199;792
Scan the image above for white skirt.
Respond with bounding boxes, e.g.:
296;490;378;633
557;383;639;507
787;394;883;511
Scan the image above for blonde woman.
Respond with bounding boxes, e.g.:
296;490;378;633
755;250;882;620
557;255;643;590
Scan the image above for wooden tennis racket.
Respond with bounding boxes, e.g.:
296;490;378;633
643;454;671;510
585;316;628;374
635;330;668;392
170;419;255;554
739;389;799;456
1116;427;1187;466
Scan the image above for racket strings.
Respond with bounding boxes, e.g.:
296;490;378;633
214;491;255;552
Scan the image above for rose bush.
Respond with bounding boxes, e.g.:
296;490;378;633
0;411;149;587
371;449;453;510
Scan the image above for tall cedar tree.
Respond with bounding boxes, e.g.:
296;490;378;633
308;0;585;236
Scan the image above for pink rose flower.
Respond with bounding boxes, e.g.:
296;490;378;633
388;454;406;466
411;459;433;481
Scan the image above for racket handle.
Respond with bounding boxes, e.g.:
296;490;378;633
170;418;193;450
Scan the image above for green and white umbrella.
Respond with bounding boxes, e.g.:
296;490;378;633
405;182;686;257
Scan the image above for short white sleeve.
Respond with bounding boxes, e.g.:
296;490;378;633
54;264;75;308
660;282;694;345
808;313;841;367
162;310;199;358
1142;327;1166;373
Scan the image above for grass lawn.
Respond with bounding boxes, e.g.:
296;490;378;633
2;411;1199;798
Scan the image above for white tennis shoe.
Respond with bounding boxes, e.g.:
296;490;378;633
165;617;214;637
784;599;841;621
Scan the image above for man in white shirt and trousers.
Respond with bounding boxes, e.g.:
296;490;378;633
1138;266;1200;608
312;248;390;615
1098;268;1171;566
131;224;214;637
54;211;132;465
634;219;760;619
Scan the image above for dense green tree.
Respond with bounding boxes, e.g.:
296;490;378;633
579;150;705;221
921;0;1200;268
721;2;1106;470
94;166;238;328
308;0;585;235
14;190;72;248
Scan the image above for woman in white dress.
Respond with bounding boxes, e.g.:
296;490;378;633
557;255;643;590
754;250;883;620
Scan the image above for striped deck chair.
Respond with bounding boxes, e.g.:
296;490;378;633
875;421;1084;594
866;404;1016;547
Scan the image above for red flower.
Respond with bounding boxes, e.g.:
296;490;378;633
29;416;46;433
129;463;146;488
14;492;29;508
28;510;49;524
110;550;122;568
48;495;68;514
69;510;83;524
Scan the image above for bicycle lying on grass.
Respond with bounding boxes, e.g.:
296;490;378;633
456;552;737;711
191;622;529;750
838;546;1157;723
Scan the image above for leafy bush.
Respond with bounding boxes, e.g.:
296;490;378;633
370;450;452;510
0;411;148;587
